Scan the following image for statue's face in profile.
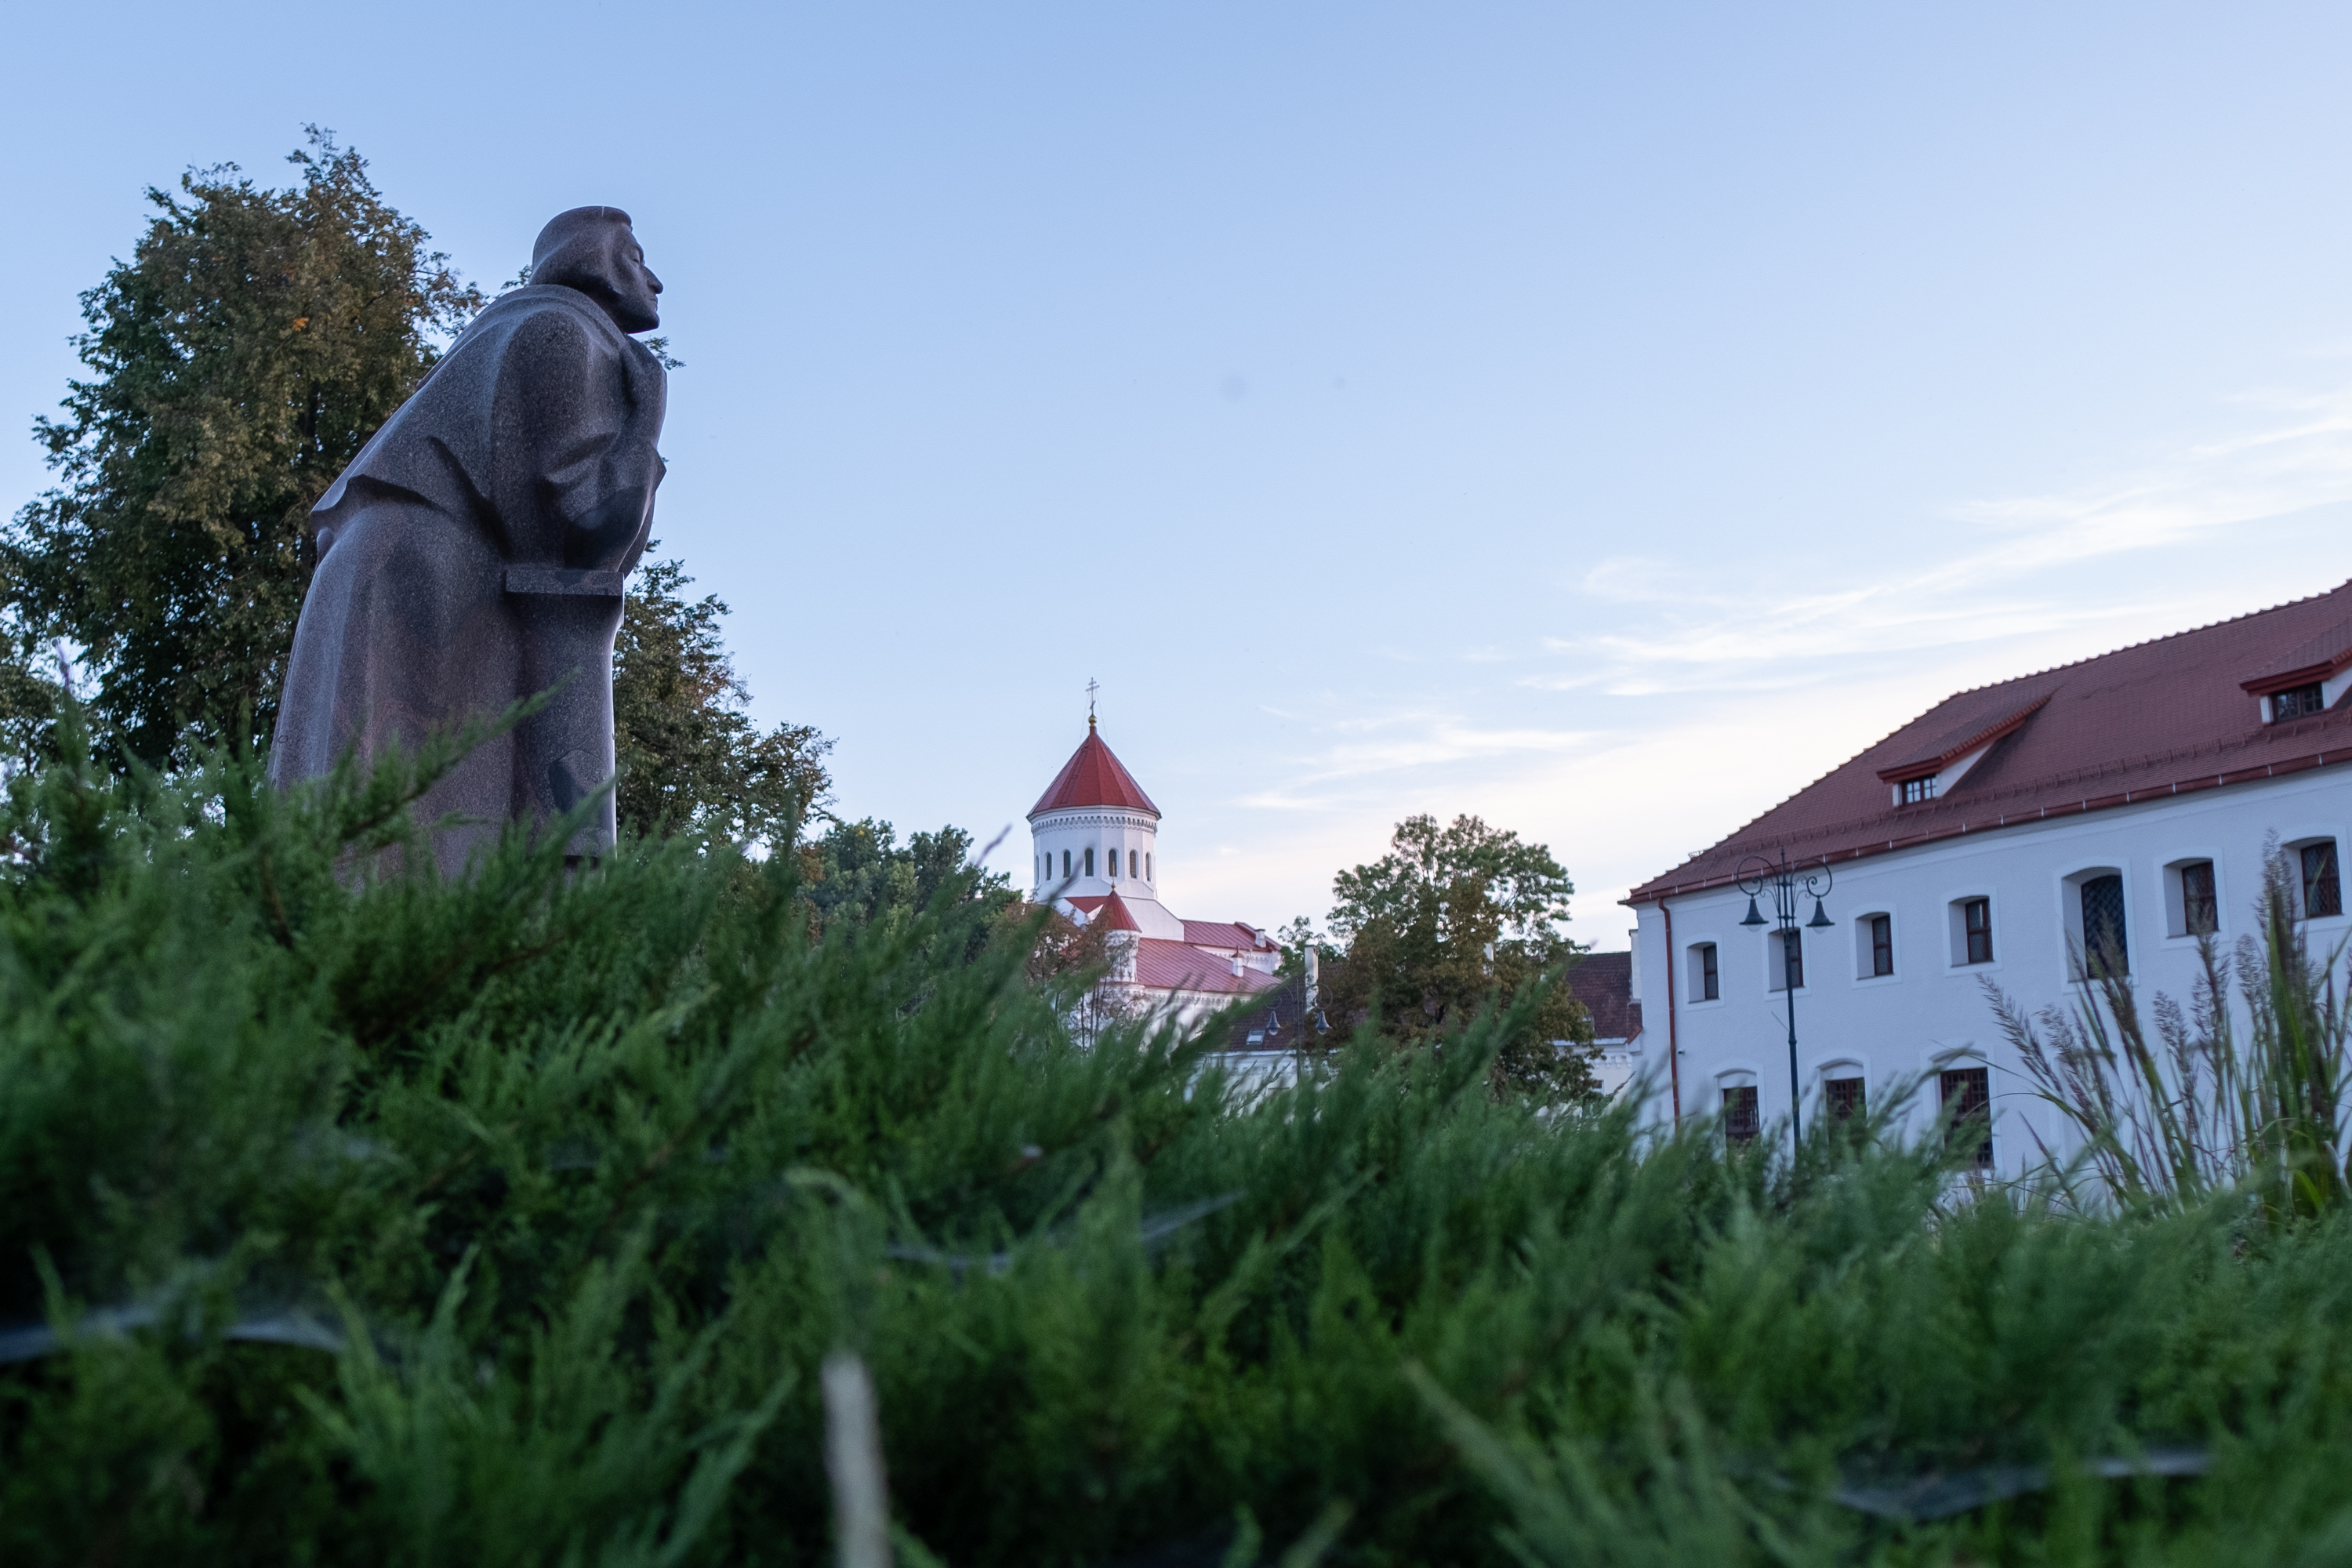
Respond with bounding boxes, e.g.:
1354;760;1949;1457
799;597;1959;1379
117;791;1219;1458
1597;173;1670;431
605;234;662;334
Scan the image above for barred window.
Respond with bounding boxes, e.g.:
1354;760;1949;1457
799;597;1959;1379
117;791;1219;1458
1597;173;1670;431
2303;842;2342;919
1825;1076;1865;1125
2081;874;2128;978
1723;1086;1760;1147
1940;1067;1993;1171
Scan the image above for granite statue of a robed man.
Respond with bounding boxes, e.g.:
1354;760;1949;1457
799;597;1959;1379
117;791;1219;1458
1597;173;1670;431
270;206;668;869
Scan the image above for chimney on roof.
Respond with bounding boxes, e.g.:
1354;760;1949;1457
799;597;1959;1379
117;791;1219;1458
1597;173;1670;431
1230;953;1244;977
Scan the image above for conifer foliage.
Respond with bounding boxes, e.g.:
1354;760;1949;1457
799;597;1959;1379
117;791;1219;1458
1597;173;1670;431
9;731;2352;1564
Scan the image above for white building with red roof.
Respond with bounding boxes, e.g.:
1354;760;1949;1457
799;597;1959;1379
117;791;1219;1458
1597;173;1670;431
1029;717;1286;1028
1624;582;2352;1177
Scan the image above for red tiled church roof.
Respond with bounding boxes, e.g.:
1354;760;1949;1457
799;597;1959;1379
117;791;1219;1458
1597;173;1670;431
1131;938;1283;995
1628;581;2352;903
1180;920;1274;951
1029;720;1160;817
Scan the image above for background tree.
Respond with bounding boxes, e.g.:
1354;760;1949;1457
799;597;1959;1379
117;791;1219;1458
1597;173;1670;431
1321;813;1595;1098
797;818;1006;935
612;554;831;848
1;130;481;767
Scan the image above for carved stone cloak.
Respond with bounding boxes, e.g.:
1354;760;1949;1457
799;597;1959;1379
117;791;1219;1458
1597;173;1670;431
269;282;666;868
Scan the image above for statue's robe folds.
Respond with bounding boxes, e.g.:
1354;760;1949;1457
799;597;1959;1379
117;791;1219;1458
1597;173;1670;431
270;283;666;869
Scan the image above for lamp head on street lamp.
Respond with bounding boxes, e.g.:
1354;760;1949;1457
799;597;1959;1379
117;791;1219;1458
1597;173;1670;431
1740;897;1768;927
1807;897;1834;930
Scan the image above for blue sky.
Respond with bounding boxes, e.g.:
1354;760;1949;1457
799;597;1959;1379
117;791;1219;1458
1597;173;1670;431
7;4;2352;947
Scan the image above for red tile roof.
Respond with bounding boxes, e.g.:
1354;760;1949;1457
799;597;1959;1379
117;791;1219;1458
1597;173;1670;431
1875;696;2049;784
1093;891;1142;932
2241;613;2352;695
1131;938;1284;995
1180;920;1274;951
1628;581;2352;903
1030;720;1160;817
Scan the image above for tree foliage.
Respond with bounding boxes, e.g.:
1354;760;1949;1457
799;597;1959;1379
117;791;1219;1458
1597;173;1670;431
1322;813;1594;1097
612;556;831;848
1;130;481;767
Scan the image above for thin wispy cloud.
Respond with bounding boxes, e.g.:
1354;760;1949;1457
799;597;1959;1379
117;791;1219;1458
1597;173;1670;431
1551;378;2352;696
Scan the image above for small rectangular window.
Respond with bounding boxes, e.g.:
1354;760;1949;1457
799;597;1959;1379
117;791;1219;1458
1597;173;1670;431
1777;929;1805;991
2081;873;2127;978
2303;842;2342;918
1902;775;1937;804
1723;1086;1760;1147
2272;682;2329;721
1964;898;1993;965
1940;1067;1993;1171
1825;1076;1865;1126
2180;861;2218;936
1688;942;1719;1002
1869;915;1893;977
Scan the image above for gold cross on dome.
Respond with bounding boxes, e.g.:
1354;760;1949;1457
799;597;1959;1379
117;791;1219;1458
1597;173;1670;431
1086;678;1099;722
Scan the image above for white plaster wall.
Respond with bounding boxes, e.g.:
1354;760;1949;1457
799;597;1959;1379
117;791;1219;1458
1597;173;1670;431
1628;766;2352;1174
1030;806;1161;902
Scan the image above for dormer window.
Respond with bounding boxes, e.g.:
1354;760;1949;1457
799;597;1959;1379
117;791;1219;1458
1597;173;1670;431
2271;681;2328;722
1901;775;1938;804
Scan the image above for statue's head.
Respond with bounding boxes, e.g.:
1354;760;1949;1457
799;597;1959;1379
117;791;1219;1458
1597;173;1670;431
530;207;662;333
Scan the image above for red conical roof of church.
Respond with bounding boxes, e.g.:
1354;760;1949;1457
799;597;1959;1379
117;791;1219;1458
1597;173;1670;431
1029;721;1160;817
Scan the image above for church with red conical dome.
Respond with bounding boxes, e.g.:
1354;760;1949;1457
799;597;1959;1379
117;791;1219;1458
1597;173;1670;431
1029;716;1284;1026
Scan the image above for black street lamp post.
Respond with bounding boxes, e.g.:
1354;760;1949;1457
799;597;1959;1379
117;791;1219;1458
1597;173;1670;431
1737;849;1835;1152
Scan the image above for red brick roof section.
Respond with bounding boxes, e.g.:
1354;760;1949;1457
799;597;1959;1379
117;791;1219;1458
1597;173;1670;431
1561;952;1643;1043
1627;579;2352;903
1131;939;1283;995
1029;725;1161;818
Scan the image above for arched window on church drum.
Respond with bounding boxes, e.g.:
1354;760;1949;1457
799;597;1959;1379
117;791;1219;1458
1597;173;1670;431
1062;850;1070;878
1145;853;1152;881
1129;850;1138;877
1083;848;1094;877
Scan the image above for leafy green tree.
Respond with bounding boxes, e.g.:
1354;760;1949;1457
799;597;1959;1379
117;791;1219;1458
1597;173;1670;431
1322;814;1594;1097
798;818;1007;934
612;555;831;848
1;129;481;767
